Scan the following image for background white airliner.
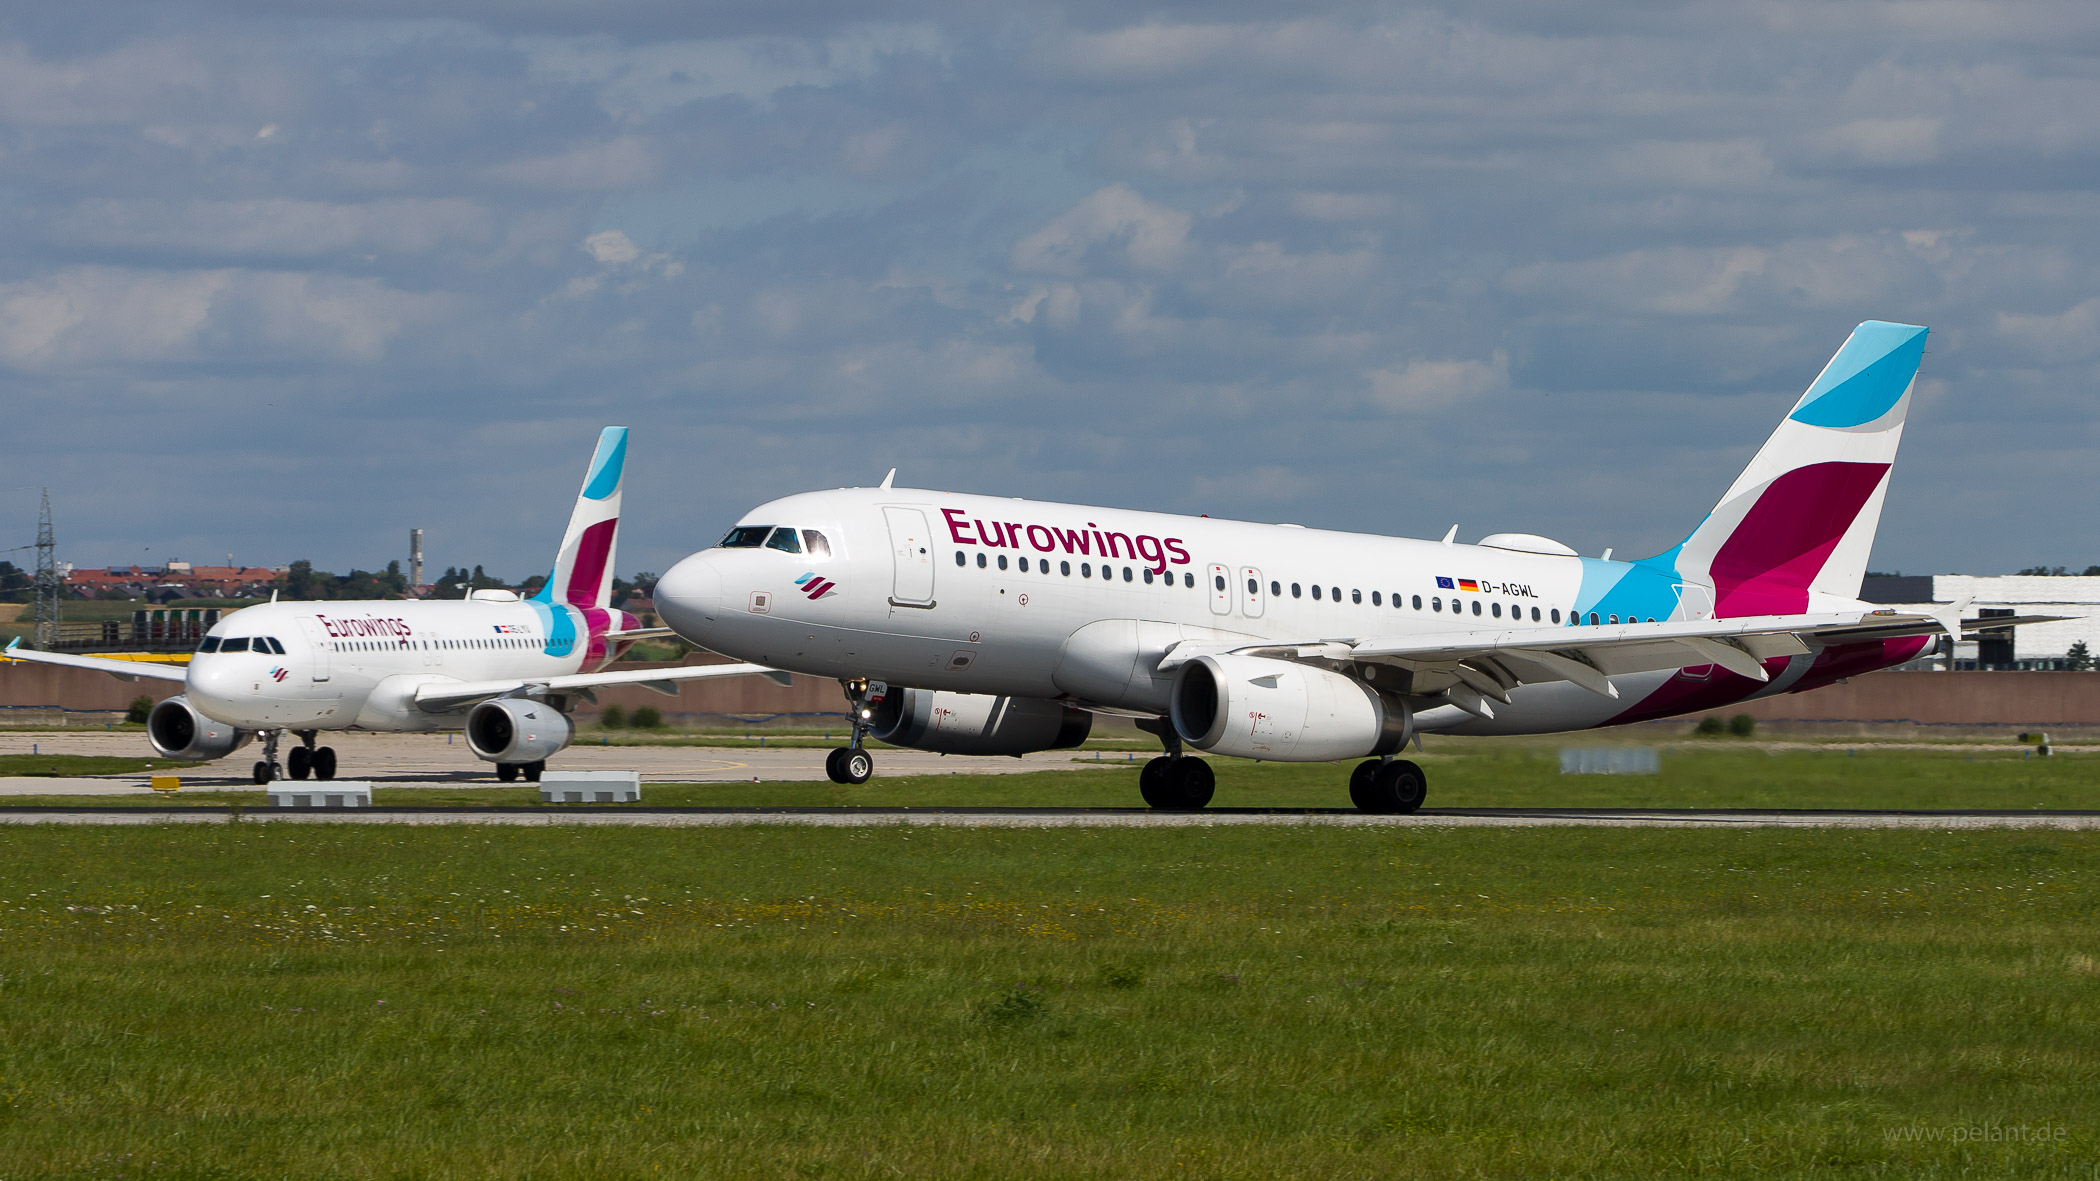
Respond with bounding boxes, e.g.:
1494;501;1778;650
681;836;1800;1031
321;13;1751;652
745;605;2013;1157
5;428;775;783
654;321;2039;811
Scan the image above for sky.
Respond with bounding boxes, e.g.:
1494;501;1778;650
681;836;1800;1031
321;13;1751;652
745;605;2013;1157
4;1;2098;582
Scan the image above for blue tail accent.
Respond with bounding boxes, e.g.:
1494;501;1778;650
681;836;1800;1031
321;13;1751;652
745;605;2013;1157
580;427;627;501
1787;321;1928;429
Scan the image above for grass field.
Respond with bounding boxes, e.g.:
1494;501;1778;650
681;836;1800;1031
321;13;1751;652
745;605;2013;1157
10;745;2096;812
0;754;200;778
0;822;2093;1178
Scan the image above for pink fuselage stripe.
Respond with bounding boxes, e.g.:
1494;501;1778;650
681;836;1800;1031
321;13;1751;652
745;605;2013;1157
1710;462;1888;618
565;518;618;607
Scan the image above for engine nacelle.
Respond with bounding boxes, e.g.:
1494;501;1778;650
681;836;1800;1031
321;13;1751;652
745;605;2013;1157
1170;654;1411;762
146;695;252;761
869;689;1092;756
465;697;575;764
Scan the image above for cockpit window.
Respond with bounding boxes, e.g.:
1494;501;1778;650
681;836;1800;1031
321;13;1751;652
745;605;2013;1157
720;525;773;548
802;529;831;558
197;636;222;653
263;637;286;655
765;527;803;554
220;637;251;652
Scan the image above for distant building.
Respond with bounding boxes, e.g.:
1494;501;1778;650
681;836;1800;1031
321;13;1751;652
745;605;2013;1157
1861;575;2100;670
67;564;286;600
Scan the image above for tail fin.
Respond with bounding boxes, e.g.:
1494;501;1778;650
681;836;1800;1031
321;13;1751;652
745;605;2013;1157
1665;321;1927;617
536;426;626;610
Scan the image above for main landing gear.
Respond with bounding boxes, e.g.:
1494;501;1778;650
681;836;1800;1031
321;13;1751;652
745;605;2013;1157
1135;716;1214;810
256;730;341;784
496;762;545;783
1349;758;1427;814
824;678;877;785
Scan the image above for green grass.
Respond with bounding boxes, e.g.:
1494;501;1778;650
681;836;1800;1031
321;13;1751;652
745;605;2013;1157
11;746;2096;811
0;824;2093;1178
0;754;200;778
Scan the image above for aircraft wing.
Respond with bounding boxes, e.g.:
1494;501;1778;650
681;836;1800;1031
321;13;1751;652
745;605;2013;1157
412;661;791;713
1;638;191;684
1177;609;2056;720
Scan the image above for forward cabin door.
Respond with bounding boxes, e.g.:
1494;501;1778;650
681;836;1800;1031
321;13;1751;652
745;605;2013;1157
884;506;937;607
1207;564;1231;616
297;617;332;682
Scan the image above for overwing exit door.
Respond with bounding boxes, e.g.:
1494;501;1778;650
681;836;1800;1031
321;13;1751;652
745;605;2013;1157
1239;567;1265;618
884;506;937;607
1207;564;1231;615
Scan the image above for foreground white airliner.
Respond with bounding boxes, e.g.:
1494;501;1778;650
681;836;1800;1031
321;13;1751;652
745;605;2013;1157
655;321;2032;811
4;429;775;783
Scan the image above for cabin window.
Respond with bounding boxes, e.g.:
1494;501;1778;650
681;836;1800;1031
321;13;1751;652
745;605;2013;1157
1412;594;1422;610
976;553;987;568
1184;572;1194;587
1061;561;1071;576
1311;585;1322;601
1270;581;1280;596
1432;597;1441;612
268;637;286;654
1608;614;1619;625
1123;567;1133;582
997;555;1008;570
197;636;221;652
1471;600;1482;616
1370;591;1379;606
1216;575;1227;592
954;551;965;566
764;527;801;553
1081;563;1091;577
1291;583;1302;598
1492;602;1502;618
1143;569;1154;584
1018;557;1029;572
1331;587;1340;602
221;637;251;652
1551;608;1562;623
801;530;831;558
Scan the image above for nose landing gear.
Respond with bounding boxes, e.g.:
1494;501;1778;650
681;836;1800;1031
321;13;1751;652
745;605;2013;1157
824;678;877;785
1135;716;1213;810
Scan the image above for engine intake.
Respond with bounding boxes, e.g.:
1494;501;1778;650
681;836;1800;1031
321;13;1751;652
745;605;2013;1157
146;696;252;761
1170;654;1411;762
465;698;575;764
869;689;1092;756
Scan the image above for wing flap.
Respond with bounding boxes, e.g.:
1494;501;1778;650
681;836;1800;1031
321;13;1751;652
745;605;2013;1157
412;661;788;713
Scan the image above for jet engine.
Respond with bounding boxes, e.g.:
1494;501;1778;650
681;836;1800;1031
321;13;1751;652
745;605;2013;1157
465;698;575;765
1170;654;1411;762
868;689;1092;756
146;695;252;761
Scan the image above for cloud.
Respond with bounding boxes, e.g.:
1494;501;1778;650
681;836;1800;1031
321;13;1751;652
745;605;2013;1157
1011;184;1193;276
1365;351;1510;413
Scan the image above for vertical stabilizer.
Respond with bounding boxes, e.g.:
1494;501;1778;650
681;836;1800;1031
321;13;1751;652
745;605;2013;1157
1665;321;1927;617
537;426;626;610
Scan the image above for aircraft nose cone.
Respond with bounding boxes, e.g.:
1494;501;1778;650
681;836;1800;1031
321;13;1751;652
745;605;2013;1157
655;553;725;643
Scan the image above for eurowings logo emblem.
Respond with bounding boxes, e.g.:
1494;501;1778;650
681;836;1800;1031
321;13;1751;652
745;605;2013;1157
793;572;837;600
269;666;289;682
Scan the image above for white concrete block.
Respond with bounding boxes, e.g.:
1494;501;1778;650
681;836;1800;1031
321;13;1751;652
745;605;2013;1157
268;782;373;808
539;769;640;804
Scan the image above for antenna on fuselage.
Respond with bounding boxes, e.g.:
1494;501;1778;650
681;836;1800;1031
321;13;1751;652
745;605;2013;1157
879;468;896;490
1440;524;1457;546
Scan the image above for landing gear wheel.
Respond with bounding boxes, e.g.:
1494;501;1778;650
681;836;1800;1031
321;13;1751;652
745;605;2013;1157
1347;760;1380;810
287;746;312;781
1140;756;1173;802
1141;757;1213;810
312;747;336;781
1351;759;1427;814
523;760;545;783
496;763;519;783
252;761;273;785
826;747;874;785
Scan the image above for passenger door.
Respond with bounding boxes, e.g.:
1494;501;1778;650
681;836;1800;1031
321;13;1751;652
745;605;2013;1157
297;617;332;682
883;506;937;607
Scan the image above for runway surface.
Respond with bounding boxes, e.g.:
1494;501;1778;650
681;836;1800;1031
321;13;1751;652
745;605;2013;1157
0;730;1107;795
0;805;2095;829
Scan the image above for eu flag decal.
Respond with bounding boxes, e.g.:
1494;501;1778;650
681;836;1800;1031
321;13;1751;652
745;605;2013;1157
1435;576;1455;589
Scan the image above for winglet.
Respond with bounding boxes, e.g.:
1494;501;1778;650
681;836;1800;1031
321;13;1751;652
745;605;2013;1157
1931;594;1975;647
880;468;896;490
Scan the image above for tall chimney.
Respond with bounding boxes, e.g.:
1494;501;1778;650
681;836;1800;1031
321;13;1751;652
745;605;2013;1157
409;528;424;591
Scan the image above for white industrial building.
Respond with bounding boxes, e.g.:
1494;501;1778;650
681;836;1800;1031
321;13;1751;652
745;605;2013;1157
1860;575;2100;670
